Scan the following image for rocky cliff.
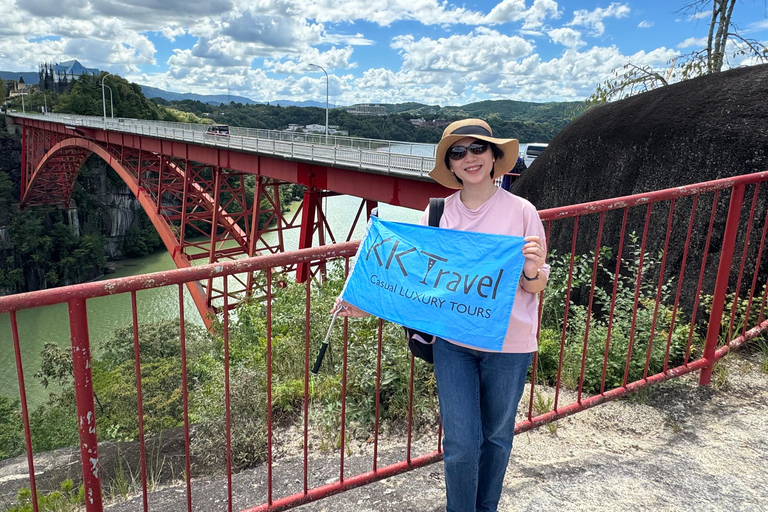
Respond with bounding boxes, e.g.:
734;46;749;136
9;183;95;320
0;124;144;293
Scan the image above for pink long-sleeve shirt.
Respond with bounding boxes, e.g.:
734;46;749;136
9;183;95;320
420;187;549;353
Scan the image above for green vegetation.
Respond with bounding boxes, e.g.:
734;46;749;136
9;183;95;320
155;97;579;143
0;68;578;293
6;480;84;512
0;268;438;471
0;203;106;291
537;235;698;393
2;240;765;504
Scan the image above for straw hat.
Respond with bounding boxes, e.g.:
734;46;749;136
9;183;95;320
429;119;519;189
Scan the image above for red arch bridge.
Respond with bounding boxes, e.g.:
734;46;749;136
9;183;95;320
7;112;448;326
2;112;767;512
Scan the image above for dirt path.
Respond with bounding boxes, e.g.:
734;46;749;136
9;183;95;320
92;350;768;512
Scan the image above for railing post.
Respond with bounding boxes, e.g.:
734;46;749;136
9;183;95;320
69;298;104;511
699;184;746;385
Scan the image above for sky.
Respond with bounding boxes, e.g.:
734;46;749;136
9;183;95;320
0;0;765;106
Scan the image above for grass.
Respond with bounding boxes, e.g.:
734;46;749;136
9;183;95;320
531;391;558;435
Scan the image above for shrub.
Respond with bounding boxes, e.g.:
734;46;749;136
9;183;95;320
6;479;84;512
538;234;698;393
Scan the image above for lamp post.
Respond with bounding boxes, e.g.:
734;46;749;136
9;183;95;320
42;91;48;114
100;72;110;129
20;92;26;114
102;83;114;118
309;63;329;143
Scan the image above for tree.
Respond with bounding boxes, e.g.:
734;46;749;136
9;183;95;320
682;0;767;73
589;0;767;103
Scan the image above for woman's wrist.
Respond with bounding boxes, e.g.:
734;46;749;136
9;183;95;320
522;268;540;281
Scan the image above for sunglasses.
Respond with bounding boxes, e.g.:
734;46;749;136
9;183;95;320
448;141;490;160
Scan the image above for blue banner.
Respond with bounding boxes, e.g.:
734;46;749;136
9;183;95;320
341;217;526;351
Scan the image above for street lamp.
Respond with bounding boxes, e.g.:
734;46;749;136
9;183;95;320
100;72;110;128
102;83;114;118
20;92;26;114
42;91;48;114
309;63;329;142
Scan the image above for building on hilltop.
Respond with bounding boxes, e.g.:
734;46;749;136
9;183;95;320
8;76;31;98
39;60;100;92
54;60;100;76
286;124;348;136
410;118;450;129
346;104;386;116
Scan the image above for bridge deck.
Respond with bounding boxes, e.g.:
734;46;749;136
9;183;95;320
8;112;439;180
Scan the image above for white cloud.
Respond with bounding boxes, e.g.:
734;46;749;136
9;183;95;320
744;18;768;35
568;2;630;36
292;0;485;26
19;0;90;19
677;36;707;49
548;27;585;48
3;0;755;106
266;46;356;74
483;0;527;24
93;0;234;21
392;28;534;72
160;26;187;42
521;0;561;30
221;10;323;48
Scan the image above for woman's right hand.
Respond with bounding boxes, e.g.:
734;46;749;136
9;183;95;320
330;297;369;317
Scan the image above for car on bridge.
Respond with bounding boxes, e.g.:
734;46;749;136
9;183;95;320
525;142;548;165
205;124;230;137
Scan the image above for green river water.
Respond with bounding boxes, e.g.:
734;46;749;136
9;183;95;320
0;196;421;406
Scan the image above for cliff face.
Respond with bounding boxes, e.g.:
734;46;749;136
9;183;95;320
77;156;143;259
0;125;144;292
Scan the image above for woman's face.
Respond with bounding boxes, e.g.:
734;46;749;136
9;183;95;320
448;137;495;187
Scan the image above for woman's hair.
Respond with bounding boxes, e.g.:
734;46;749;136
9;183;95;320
445;142;505;184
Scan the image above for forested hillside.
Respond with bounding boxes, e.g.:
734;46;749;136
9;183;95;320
151;97;582;143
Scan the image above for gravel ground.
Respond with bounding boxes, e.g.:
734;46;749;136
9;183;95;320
2;350;765;512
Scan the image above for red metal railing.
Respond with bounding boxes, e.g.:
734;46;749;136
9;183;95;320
1;171;767;512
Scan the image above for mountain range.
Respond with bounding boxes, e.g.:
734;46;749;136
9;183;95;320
0;71;325;108
0;71;40;84
138;84;326;107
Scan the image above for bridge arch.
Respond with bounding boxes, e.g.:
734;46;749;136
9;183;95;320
21;137;272;326
13;114;445;326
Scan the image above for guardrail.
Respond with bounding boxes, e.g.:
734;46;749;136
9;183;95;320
7;112;438;179
1;171;766;512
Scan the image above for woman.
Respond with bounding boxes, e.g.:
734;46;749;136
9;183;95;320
335;119;549;512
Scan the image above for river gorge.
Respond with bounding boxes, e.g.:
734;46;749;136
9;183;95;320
0;195;421;407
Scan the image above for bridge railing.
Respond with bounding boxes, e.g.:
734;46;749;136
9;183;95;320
7;112;438;178
1;171;767;512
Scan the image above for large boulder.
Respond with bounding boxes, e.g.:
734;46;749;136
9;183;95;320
514;63;768;206
513;64;768;320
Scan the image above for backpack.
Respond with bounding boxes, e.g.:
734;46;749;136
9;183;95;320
402;197;444;364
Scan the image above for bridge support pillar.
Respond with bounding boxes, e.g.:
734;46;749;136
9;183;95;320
297;188;326;282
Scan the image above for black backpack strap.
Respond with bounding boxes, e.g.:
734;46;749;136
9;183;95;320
428;197;445;227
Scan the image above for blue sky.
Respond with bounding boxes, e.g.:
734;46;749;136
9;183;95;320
0;0;765;105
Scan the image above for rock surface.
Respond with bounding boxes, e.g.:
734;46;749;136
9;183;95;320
514;64;768;207
6;350;755;512
513;64;768;315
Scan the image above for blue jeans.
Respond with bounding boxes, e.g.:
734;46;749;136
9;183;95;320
433;338;533;512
